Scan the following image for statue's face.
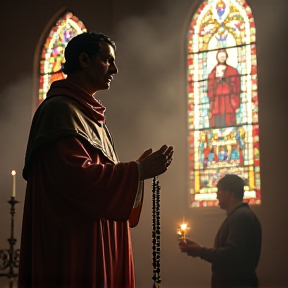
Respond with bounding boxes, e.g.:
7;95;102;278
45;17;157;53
217;51;227;64
81;42;118;92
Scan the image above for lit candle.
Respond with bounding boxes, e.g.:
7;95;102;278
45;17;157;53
177;223;189;239
11;170;16;198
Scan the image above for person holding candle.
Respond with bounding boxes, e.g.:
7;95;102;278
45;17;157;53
179;174;262;288
19;32;174;288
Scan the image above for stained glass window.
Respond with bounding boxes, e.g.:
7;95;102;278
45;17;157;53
38;11;87;103
188;0;260;207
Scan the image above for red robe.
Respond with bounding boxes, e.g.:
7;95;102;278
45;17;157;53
208;64;240;127
18;80;143;288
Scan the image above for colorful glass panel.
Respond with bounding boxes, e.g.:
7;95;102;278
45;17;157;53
38;11;87;103
188;0;261;207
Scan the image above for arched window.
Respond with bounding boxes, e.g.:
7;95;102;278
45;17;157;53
38;11;87;104
187;0;260;207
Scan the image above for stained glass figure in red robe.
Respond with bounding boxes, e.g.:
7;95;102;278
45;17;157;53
208;49;241;128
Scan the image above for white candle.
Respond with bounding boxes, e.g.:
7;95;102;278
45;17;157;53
11;170;16;198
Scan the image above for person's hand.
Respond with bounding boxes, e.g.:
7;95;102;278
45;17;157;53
138;145;173;180
137;148;153;161
178;238;203;258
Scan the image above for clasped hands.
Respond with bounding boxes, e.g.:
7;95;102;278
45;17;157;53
137;145;174;180
178;238;203;258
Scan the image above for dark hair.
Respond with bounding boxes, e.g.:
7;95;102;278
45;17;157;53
62;32;116;75
217;174;245;200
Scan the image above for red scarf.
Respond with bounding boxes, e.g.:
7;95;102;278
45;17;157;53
46;79;106;123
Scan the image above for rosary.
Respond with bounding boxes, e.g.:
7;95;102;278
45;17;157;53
152;176;161;288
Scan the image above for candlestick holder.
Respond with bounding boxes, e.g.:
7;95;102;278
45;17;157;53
0;197;20;283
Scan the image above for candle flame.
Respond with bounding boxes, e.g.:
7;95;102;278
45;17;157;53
180;223;187;231
177;222;189;239
11;170;16;176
